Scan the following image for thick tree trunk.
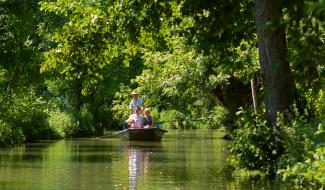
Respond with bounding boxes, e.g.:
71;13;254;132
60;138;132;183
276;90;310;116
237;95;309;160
255;0;295;125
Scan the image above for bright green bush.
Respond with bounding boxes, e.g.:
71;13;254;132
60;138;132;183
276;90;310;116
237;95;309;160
139;106;229;130
48;106;97;138
159;109;193;129
48;110;76;138
206;106;230;129
59;108;96;137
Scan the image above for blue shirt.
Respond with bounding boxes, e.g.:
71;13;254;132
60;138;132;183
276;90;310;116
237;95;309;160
130;98;143;110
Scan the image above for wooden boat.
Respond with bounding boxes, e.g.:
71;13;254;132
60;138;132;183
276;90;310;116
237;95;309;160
116;128;167;141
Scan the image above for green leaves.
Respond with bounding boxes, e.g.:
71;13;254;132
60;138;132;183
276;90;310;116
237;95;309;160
306;0;325;18
40;0;119;92
231;109;282;173
279;146;325;189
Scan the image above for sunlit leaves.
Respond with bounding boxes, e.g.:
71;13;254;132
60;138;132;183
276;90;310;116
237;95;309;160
180;0;255;53
125;35;223;128
40;0;121;94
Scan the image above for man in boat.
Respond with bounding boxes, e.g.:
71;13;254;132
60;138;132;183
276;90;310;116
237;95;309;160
129;91;144;114
126;107;144;128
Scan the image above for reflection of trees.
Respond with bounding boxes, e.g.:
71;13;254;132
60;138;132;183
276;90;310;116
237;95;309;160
70;143;114;163
160;130;231;188
0;139;118;190
3;131;278;190
0;141;55;163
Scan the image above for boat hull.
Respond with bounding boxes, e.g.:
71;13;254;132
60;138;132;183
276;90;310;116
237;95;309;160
116;128;167;141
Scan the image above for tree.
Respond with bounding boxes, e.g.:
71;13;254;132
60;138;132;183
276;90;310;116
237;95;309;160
254;0;296;125
0;0;59;143
0;0;41;90
39;0;147;133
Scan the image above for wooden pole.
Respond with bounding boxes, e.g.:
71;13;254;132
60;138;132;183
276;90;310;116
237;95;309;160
251;73;258;114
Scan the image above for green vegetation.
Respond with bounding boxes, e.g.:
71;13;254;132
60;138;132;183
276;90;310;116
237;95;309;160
0;0;324;188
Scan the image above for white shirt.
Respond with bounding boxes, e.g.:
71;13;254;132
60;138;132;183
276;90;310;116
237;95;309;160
128;114;143;128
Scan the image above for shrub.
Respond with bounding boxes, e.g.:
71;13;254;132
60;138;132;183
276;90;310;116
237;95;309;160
230;108;284;175
206;106;230;129
60;105;96;137
159;110;190;129
278;120;325;188
77;105;96;136
280;147;325;189
5;92;54;142
229;101;325;189
276;91;325;188
0;120;24;147
48;110;76;137
1;89;59;142
19;106;52;141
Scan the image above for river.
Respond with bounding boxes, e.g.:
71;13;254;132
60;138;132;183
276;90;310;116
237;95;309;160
0;130;289;190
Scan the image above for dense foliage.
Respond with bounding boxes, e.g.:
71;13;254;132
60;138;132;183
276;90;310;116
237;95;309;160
0;0;324;188
0;0;57;144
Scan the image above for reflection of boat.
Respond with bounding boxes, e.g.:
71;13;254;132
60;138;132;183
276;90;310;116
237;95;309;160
116;128;167;141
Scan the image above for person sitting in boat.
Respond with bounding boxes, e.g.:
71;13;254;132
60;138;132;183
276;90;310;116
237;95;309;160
143;108;155;128
129;91;144;114
126;107;144;128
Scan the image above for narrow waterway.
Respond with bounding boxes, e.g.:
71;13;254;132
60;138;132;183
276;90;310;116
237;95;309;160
0;130;288;190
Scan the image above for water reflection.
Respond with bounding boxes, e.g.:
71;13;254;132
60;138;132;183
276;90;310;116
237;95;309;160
126;142;163;190
128;146;149;190
0;141;55;166
0;130;291;190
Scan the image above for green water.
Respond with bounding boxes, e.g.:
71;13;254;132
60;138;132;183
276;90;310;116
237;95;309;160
0;130;288;190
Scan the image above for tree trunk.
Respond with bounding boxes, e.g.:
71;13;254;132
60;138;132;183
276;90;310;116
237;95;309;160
254;0;295;125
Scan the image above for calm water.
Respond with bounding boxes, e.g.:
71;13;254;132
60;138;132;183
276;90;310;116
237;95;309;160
0;130;288;190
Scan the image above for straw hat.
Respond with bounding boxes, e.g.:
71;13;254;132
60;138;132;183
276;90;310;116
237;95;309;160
131;91;138;95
